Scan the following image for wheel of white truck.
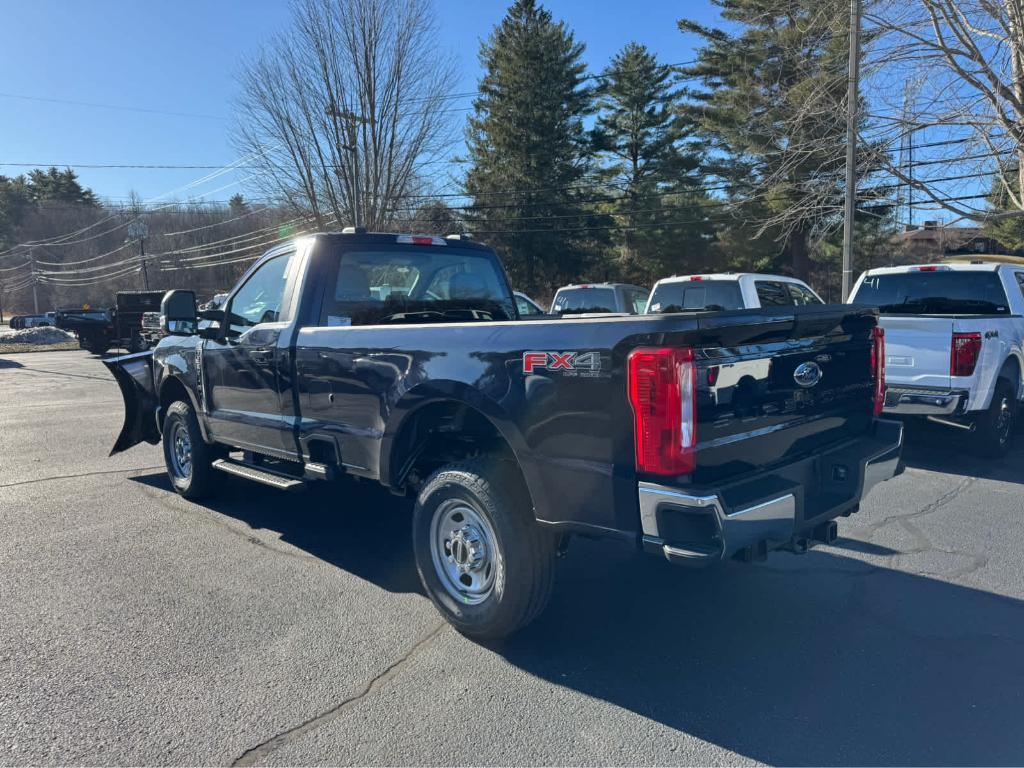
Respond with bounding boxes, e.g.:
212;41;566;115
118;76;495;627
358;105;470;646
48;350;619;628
162;400;222;500
970;378;1017;458
412;460;555;640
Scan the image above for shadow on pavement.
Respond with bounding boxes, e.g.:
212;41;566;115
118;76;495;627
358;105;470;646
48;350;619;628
899;418;1024;485
132;461;1024;766
501;541;1024;766
0;358;25;369
130;471;423;595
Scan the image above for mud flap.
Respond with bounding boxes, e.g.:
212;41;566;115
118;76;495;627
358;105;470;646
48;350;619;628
102;351;160;455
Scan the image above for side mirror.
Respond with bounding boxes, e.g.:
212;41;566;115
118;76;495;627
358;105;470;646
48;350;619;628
161;290;197;336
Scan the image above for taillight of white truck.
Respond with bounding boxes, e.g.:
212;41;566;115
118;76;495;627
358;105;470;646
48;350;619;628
950;332;982;377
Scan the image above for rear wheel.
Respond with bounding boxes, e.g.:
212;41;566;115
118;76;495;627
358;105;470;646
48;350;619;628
970;378;1017;458
412;460;555;640
162;400;222;499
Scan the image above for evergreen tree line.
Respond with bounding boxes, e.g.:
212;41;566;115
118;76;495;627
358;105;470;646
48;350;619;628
456;0;903;299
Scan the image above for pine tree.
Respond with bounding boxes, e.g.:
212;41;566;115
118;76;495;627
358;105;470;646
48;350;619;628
26;167;98;206
680;0;852;279
464;0;595;293
0;176;32;247
228;193;249;216
594;42;713;283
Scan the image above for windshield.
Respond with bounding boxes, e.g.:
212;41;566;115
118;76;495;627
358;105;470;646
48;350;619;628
647;281;745;313
322;247;515;326
851;271;1010;315
552;287;617;314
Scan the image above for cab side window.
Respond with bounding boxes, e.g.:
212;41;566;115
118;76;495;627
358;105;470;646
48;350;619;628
628;289;649;314
1015;271;1024;300
786;282;823;305
227;252;296;335
516;296;542;316
755;281;792;307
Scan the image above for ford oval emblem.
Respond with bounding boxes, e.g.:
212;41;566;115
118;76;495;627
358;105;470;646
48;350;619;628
793;361;823;388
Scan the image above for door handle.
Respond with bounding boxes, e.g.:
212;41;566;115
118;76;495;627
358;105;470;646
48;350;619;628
248;347;273;364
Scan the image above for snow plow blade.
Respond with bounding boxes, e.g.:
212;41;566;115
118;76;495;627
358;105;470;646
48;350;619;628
103;351;159;456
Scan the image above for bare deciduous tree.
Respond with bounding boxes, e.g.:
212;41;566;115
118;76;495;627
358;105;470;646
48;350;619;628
866;0;1024;222
233;0;458;230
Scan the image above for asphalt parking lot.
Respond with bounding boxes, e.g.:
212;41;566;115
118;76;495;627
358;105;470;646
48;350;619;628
2;349;1023;766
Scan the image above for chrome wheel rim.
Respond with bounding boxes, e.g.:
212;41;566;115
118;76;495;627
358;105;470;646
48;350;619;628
169;421;193;480
996;396;1012;445
429;498;498;605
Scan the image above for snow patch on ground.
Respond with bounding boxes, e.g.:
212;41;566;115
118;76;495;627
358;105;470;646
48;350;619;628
0;327;77;344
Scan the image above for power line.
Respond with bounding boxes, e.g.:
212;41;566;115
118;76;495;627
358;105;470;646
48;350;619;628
0;148;271;260
0;92;225;120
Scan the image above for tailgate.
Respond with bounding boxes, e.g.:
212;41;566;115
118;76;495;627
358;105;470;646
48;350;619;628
878;315;953;389
693;307;878;485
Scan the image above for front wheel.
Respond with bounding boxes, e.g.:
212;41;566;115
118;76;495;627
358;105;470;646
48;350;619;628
162;400;222;499
970;378;1017;458
412;460;555;640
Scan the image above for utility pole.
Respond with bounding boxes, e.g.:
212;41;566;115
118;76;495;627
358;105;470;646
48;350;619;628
0;280;5;324
841;0;862;302
327;103;369;228
127;219;149;290
140;234;149;291
29;246;39;314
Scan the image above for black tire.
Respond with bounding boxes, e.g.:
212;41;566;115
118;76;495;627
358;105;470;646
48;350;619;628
84;340;109;356
969;378;1017;458
162;400;222;500
412;460;555;641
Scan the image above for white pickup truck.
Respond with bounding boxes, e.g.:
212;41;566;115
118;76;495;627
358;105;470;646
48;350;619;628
646;273;823;313
849;262;1024;455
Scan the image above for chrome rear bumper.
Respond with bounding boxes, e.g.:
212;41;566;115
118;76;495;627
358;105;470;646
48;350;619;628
884;386;967;415
639;420;904;566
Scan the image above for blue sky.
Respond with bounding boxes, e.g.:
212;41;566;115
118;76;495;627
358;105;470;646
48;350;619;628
0;0;720;204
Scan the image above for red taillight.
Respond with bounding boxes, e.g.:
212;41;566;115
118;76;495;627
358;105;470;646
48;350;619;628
951;332;982;377
627;347;696;476
690;275;704;281
707;365;720;386
397;235;445;246
871;326;885;417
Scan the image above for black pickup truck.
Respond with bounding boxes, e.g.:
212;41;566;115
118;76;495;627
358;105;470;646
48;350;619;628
105;230;903;639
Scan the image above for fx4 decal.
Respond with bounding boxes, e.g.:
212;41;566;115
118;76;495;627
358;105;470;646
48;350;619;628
522;351;605;377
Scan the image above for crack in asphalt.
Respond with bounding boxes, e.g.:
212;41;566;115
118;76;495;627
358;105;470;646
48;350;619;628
864;475;976;538
0;466;165;489
231;622;447;767
850;475;993;579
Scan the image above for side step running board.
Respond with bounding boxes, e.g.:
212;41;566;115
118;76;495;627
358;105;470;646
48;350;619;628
212;459;305;490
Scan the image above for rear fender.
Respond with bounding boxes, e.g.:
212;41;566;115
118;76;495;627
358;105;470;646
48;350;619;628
102;351;159;455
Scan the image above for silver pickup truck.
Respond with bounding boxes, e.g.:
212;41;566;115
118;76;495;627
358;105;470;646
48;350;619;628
849;262;1024;455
